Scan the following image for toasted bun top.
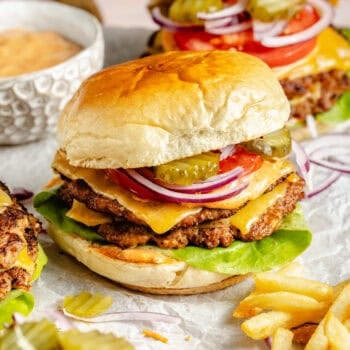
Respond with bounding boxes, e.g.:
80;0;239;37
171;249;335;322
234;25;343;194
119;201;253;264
58;50;290;169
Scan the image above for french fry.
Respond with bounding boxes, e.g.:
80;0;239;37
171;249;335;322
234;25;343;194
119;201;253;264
306;283;350;350
241;308;326;340
233;300;262;318
254;272;333;301
324;312;350;350
254;273;334;302
271;328;293;350
277;262;305;277
334;279;350;299
343;318;350;331
241;311;294;340
238;291;328;313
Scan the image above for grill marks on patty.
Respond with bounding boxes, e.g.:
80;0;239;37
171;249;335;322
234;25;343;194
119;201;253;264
57;175;305;250
280;69;350;120
0;182;42;301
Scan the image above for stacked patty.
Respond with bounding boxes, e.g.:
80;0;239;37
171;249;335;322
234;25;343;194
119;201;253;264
0;182;42;300
57;173;305;250
280;69;350;120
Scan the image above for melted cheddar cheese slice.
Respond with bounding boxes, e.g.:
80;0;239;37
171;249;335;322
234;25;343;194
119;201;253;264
0;187;12;214
66;200;112;226
273;28;350;80
53;151;296;234
230;173;299;235
14;247;35;275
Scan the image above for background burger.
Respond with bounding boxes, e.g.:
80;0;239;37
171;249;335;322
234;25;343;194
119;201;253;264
145;0;350;139
34;50;311;295
0;182;47;327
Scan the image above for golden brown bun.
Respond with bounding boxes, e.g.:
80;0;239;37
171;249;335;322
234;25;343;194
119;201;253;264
48;224;247;295
58;50;290;169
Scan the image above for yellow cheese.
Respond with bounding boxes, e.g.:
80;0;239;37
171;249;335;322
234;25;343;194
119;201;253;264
14;247;35;275
0;187;12;213
273;28;350;80
203;158;295;209
53;151;201;234
53;151;295;234
230;174;297;235
66;200;112;227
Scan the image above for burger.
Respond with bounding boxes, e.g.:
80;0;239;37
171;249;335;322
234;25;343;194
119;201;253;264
145;0;350;139
0;182;47;327
34;50;311;295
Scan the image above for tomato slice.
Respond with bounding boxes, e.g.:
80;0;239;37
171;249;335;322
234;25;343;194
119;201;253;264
106;169;160;201
173;5;320;67
284;5;319;35
219;145;263;176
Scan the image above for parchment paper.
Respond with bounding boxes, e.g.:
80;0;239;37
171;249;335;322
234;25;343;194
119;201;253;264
0;27;350;350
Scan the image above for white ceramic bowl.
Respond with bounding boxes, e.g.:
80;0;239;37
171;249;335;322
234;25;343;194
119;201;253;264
0;1;104;145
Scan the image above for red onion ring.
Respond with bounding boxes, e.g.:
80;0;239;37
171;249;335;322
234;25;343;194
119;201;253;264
151;7;204;32
63;309;182;324
262;0;333;47
252;19;287;41
220;144;235;160
306;171;341;198
264;337;272;349
291;140;311;186
305;133;350;174
204;17;233;30
205;20;252;35
310;147;350;174
12;187;34;202
197;0;248;20
160;166;244;193
125;169;249;203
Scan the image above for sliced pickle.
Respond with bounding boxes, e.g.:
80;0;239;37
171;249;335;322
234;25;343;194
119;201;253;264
58;330;134;350
169;0;223;23
247;0;305;22
243;127;291;158
63;291;113;318
154;151;220;185
0;319;59;350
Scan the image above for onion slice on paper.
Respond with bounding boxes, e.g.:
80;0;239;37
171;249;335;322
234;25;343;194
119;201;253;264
261;0;333;47
291;140;310;187
306;171;341;198
63;309;182;324
306;133;350;174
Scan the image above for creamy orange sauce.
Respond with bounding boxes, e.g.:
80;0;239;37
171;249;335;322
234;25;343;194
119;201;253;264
0;29;81;77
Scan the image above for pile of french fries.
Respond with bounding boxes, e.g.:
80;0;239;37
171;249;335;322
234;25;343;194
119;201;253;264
233;262;350;349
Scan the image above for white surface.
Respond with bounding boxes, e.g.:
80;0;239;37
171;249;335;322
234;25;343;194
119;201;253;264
1;2;350;350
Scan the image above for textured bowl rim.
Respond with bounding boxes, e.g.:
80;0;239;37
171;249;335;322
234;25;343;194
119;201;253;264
0;0;104;82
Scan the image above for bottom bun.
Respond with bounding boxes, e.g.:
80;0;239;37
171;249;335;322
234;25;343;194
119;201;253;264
48;224;247;295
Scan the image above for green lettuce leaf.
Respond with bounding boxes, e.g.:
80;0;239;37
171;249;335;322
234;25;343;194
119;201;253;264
34;188;105;242
316;90;350;125
34;190;311;276
170;204;311;275
340;29;350;43
32;244;48;282
0;244;47;329
0;290;34;329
